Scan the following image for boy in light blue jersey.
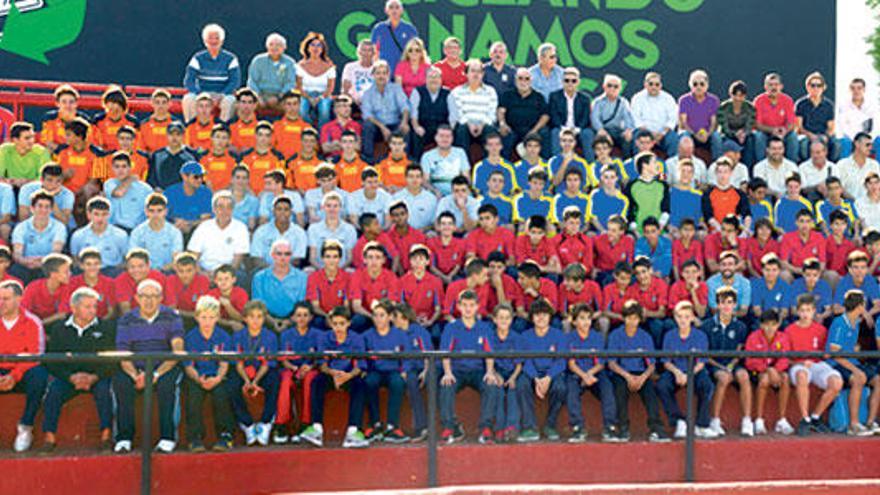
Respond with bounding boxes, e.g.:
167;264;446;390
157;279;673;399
129;192;184;271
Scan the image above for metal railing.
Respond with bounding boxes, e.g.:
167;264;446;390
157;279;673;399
1;349;877;495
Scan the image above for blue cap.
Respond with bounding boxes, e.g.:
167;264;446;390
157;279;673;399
722;139;742;153
180;161;204;176
167;121;185;133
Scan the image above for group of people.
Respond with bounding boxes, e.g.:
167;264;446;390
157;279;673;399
0;0;879;454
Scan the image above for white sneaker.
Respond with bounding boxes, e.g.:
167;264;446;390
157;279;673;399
674;419;687;439
848;422;873;437
774;418;794;436
869;421;880;435
740;417;754;437
154;439;176;453
695;426;720;439
114;440;132;453
241;424;257;446
255;422;271;446
342;426;369;448
13;424;32;452
754;418;768;435
300;423;324;447
710;417;725;436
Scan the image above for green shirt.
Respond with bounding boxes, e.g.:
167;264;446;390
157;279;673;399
625;178;669;232
0;142;51;180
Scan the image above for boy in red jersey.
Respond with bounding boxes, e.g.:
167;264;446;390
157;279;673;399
351;213;397;270
306;240;350;330
516;262;558;321
744;309;793;436
780;209;826;283
163;252;210;321
552;207;594;276
600;261;633;334
60;248;116;319
399;245;444;341
515;216;560;277
671;218;704;279
625;257;670;348
825;210;856;287
593;215;633;286
205;264;248;331
557;263;603;332
387;200;428;274
348;242;400;333
443;258;496;321
466;204;515;264
21;253;71;325
427;212;467;285
114;248;166;314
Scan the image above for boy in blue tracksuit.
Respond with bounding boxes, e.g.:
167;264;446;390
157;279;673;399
489;303;522;443
607;300;669;442
392;302;433;443
300;306;370;448
439;290;499;444
228;301;281;447
516;299;567;443
656;301;716;439
363;299;410;443
565;304;618;442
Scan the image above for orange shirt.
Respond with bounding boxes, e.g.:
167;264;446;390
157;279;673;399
129;150;150;180
200;151;238;190
55;144;107;191
240;148;285;193
40;110;88;147
335;155;370;192
138;115;171;153
272;117;311;159
286;154;322;191
91;113;139;151
229;118;257;151
185;119;216;151
376;154;409;188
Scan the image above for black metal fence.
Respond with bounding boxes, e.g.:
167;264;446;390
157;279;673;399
1;349;876;495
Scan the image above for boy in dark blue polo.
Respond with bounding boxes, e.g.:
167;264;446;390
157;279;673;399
566;304;618;442
183;296;235;452
392;302;434;443
751;253;791;323
516;299;567;443
439;290;499;444
228;301;281;447
276;302;323;444
607;300;668;442
656;301;716;440
363;299;410;443
301;306;370;448
489;303;522;443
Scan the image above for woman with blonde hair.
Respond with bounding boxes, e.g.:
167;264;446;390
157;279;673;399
394;37;430;97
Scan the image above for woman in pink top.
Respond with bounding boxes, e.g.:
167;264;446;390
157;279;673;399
394;38;430;97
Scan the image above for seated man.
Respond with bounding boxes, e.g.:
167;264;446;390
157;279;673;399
753;73;799;163
590;74;635;157
409;67;451;161
187;191;250;276
112;279;185;453
497;68;550;160
449;59;498;152
42;287;116;451
549;67;594;159
361;61;410;164
164;161;212;235
182;23;239;122
251;239;308;332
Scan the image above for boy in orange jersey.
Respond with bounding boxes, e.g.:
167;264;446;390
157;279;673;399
285;128;322;191
138;88;174;153
375;131;409;193
240;121;285;194
185;92;218;152
91;86;139;151
199;124;237;191
54;118;107;212
334;130;370;192
41;84;88;153
115;126;150;180
229;88;260;154
273;90;313;159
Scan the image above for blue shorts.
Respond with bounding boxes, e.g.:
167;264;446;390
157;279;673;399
830;361;878;384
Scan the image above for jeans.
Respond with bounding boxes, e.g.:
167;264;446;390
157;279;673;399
275;368;319;426
361;121;403;164
517;374;566;431
645;318;675;350
610;372;664;433
679;130;722;161
2;366;48;427
409;124;441;161
113;368;181;442
453;124;497;153
656;368;714;428
753;130;799;162
300;91;333;130
798;135;840;162
494;370;521;431
310;372;366;427
185;377;234;442
227;368;280;426
405;371;428;432
439;368;498;429
565;370;617;428
551;127;596;160
502;127;550;160
365;370;406;427
42;375;112;433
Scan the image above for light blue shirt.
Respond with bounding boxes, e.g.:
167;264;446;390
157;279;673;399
706;273;752;313
251;266;308;318
19;181;74;212
0;182;15;217
435;194;480;229
103;179;152;230
392;187;438;230
634;236;673;278
304;187;350;221
361;82;409;126
129;220;184;268
250;221;308;263
246;52;297;97
420;147;470;195
348;188;392;227
12;217;67;257
258;189;305;222
69;224;130;267
528;64;564;102
591;95;636;132
233;193;260;225
306;220;357;267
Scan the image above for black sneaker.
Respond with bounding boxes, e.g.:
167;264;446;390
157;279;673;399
811;419;832;434
601;425;618;443
383;427;410;444
189;440;206;453
38;441;56;455
568;426;587;443
797;418;811;437
364;422;384;443
410;428;428;443
272;425;289;444
213;433;234;452
477;427;494;445
452;423;466;442
616;426;631;443
648;429;670;443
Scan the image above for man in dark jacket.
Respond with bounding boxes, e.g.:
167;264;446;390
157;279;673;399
409;67;450;160
42;287;117;450
549;67;594;160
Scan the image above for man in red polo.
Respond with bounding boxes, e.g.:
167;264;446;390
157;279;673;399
465;204;515;264
348;242;400;332
387;200;428;274
780;209;826;282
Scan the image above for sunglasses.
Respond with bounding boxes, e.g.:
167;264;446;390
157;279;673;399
692;81;706;87
647;82;661;87
517;76;531;81
564;78;578;83
809;83;824;88
606;84;619;88
274;251;293;256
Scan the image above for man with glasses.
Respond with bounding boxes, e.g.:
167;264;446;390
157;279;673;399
498;68;550;160
837;78;876;159
483;41;516;97
795;72;837;161
410;67;451;160
251;239;308;331
549;67;594;159
147;121;199;191
753;73;799;162
678;69;722;161
449;59;498;151
837;132;880;201
529;43;564;102
320;95;362;160
187;191;250;276
591;74;635;157
164;161;212;235
631;72;678;158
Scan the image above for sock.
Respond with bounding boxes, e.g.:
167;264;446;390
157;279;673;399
810;414;820;422
314;423;324;433
346;425;357;435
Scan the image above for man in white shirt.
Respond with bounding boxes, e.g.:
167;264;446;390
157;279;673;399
857;172;880;232
797;139;837;201
836;78;876;159
630;71;679;157
836;132;880;201
752;135;798;198
420;124;469;196
187;191;250;275
666;134;706;187
340;39;375;105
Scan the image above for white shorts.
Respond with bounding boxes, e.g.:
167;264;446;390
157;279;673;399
789;361;841;389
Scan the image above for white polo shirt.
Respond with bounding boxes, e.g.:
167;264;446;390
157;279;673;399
187;217;250;271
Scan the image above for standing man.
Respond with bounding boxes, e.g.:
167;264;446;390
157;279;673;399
631;72;678;158
836;78;875;159
370;0;418;74
483;42;516;97
112;279;184;453
410;67;451;159
549;68;594;158
528;43;564;102
182;24;240;122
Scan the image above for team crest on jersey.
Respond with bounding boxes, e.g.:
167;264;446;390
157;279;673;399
451;253;459;260
549;344;556;352
426;290;433;298
337;289;345;298
728;330;736;340
226;237;233;244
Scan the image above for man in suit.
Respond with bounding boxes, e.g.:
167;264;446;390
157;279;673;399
549;67;594;160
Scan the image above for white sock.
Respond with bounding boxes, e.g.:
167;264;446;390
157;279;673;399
346;425;357;435
313;423;324;433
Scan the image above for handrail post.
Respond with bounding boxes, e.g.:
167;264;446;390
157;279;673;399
684;354;696;483
141;357;154;495
426;354;438;488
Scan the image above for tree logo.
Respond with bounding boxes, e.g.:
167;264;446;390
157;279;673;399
0;0;87;64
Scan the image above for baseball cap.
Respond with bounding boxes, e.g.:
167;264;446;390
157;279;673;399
180;161;204;176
